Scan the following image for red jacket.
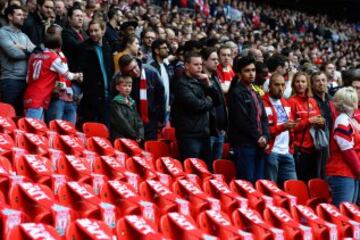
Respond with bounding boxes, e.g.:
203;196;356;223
262;93;294;154
288;95;322;152
217;64;234;84
326;113;360;178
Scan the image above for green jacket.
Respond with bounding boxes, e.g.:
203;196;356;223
110;95;144;141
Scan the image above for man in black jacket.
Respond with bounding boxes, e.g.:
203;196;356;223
78;19;114;126
118;55;166;140
62;6;87;72
201;47;228;163
228;56;270;183
172;52;221;163
22;0;54;46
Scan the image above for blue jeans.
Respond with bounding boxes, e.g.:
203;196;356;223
178;136;211;165
327;176;359;207
265;152;297;186
25;107;44;120
232;145;265;183
210;131;225;161
47;99;77;124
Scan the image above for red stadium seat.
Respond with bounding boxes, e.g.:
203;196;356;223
15;132;48;155
160;212;218;240
65;218;115;240
139;179;190;215
93;155;126;180
17;118;48;136
340;202;360;222
263;205;313;239
0;103;16;119
86;136;115;156
291;204;338;240
256;179;297;210
0;116;17;134
222;143;230;159
82;122;109;138
51;135;85;156
6;223;61;240
0;203;24;239
57;181;116;229
316;203;360;239
48;119;77;135
284;179;326;209
0;133;15;154
14;154;52;185
232;208;285;240
308;178;332;203
116;215;165;239
160;127;176;142
212;159;236;184
56;155;91;182
155;157;185;179
114;138;142;156
203;178;247;216
230;179;274;213
197;210;253;239
99;180;160;224
183;158;211;179
144;140;172;160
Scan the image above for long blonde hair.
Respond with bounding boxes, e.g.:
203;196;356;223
291;71;312;97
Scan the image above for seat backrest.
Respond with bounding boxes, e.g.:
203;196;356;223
284;180;310;205
340;202;360;222
49;119;77;135
82;122;109;138
66;219;115;240
144;140;171;160
17;118;48;135
212;159;236;184
308;178;332;201
183;158;211;179
161;127;176;142
7;223;61;240
0;116;16;134
0;103;16;118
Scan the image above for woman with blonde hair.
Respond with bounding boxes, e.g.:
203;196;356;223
326;87;360;206
288;71;325;181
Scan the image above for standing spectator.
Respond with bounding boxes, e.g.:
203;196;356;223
172;52;220;163
0;5;35;115
202;47;228;162
62;6;87;72
262;74;297;186
54;0;66;26
22;0;54;46
104;7;121;50
140;28;156;63
118;55;165;140
288;72;325;182
26;0;37;14
24;25;82;120
228;56;269;183
326;87;360;206
252;61;269;96
217;45;234;94
113;34;140;72
110;74;144;142
324;62;342;96
150;39;172;123
264;54;291;98
310;71;336;177
78;19;114;126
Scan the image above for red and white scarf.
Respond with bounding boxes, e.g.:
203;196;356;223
140;68;149;124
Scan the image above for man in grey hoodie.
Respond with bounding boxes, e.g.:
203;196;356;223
0;5;35;115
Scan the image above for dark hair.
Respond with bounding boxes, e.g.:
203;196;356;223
201;47;217;61
44;28;62;49
37;0;52;6
120;33;138;51
67;6;82;18
184;51;201;64
266;54;286;72
4;4;23;20
151;38;167;56
141;27;156;40
233;56;256;73
107;7;119;20
118;54;136;72
183;40;201;54
255;61;268;74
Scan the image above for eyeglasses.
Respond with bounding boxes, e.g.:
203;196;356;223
158;46;169;50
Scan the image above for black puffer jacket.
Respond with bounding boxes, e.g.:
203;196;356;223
171;73;220;138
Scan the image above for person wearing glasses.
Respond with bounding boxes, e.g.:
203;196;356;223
150;39;173;123
140;28;157;63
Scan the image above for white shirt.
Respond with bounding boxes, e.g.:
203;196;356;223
270;97;290;154
159;63;170;112
264;79;292;99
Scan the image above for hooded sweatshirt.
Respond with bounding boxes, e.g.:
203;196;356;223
0;25;35;81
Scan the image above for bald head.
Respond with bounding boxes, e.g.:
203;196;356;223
269;73;285;99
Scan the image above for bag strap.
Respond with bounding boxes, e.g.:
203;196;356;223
298;99;310;150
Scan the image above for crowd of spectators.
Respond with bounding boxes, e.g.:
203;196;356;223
0;0;359;207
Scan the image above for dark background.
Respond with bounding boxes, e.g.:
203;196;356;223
255;0;360;22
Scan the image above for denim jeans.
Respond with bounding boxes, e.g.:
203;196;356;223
232;145;265;183
265;152;297;187
327;176;359;207
47;99;77;124
177;136;211;166
0;79;26;116
210;131;225;161
25;107;44;120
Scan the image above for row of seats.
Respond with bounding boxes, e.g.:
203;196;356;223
0;113;358;239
